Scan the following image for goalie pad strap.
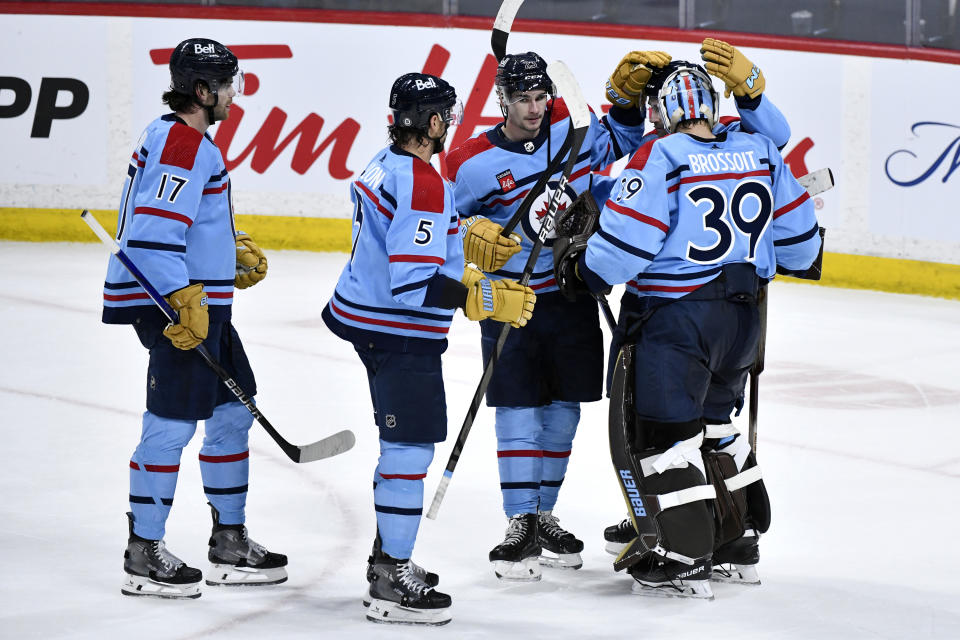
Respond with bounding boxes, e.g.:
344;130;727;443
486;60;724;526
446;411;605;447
725;464;763;492
704;423;739;439
639;433;705;476
654;484;717;511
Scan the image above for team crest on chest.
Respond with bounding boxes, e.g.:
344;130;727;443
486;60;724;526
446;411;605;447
496;169;517;193
520;179;578;247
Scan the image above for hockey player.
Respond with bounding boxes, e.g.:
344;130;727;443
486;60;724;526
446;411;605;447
553;64;821;598
446;50;659;581
102;39;285;599
600;39;795;559
322;72;536;625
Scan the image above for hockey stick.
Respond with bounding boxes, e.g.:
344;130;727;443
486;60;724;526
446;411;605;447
427;61;591;519
748;167;834;451
81;210;356;464
491;0;524;63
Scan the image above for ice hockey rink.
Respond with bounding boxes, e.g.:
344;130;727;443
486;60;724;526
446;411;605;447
2;241;959;639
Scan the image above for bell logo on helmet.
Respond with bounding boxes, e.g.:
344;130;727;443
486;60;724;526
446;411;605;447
193;43;216;55
414;77;438;91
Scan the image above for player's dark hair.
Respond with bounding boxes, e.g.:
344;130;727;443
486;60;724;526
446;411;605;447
675;118;709;131
162;87;199;113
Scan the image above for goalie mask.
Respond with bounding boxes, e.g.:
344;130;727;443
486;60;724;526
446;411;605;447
654;65;719;134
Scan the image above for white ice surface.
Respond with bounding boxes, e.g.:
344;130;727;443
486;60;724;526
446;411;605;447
2;241;959;639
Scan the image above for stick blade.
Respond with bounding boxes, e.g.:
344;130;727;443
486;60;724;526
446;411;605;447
491;0;524;61
797;167;835;197
296;429;356;463
547;61;590;130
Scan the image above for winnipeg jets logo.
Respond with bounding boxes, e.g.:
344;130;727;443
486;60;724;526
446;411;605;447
521;179;577;246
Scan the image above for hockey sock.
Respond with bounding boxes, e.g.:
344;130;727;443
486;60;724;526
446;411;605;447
537;401;580;512
375;440;434;560
495;406;543;515
200;401;253;526
129;411;197;540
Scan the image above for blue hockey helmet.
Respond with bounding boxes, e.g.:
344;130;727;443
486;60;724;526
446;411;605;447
389;73;462;131
169;38;243;97
655;64;719;133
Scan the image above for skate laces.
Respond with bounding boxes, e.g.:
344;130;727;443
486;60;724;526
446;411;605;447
503;515;529;544
397;561;430;595
150;540;183;573
538;512;568;538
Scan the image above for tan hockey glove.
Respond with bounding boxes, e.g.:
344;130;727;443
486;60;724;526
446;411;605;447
700;38;765;99
162;283;209;350
464;278;536;328
605;50;672;108
461;265;486;289
235;232;268;289
461;216;522;272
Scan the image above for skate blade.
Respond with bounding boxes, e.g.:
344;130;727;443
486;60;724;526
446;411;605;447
366;598;452;626
711;563;761;585
631;578;714;600
538;550;583;570
121;573;201;599
205;563;288;586
604;541;627;557
492;558;542;582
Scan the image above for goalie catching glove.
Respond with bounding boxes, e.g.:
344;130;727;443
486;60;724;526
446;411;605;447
461;216;522;272
463;277;536;328
162;283;209;350
700;38;765;99
606;50;672;108
235;232;268;289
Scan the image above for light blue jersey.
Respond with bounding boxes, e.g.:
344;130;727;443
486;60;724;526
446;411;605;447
582;129;820;298
102;113;236;324
323;145;465;354
447;100;646;293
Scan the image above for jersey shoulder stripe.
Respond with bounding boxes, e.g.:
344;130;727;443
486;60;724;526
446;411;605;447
624;136;660;172
445;134;495;181
410;159;445;213
159;122;204;170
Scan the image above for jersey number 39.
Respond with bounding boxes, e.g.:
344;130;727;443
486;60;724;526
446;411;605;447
684;180;772;264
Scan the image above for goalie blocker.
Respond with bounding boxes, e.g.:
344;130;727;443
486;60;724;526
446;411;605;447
608;344;771;590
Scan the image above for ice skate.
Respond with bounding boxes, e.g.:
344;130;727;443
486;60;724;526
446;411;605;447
366;553;452;626
206;504;288;586
363;532;438;607
603;517;637;556
711;529;761;585
121;512;202;599
628;554;714;600
537;511;583;569
489;513;542;582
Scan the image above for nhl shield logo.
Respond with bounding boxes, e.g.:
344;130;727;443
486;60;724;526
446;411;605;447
520;179;578;247
496;169;516;193
385;414;397;428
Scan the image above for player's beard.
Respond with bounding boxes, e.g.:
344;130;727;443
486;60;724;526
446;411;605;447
429;124;448;154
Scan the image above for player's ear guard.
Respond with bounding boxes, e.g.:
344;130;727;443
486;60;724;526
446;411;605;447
162;283;209;350
463;278;536;328
700;38;765;99
461;216;522;272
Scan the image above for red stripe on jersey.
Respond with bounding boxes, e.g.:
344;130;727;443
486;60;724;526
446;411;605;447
630;283;704;293
624;138;659;171
445;135;495;182
668;169;769;192
530;278;557;291
354;181;394;220
487;188;530;208
606;201;670;233
389;254;445;265
104;292;150;301
549;97;570;124
569;164;591;182
134;206;193;226
497;449;544;458
130;461;180;472
205;291;234;299
543;450;571;458
379;473;428;480
330;301;450;334
447;226;459;235
411;159;445;213
199;451;250;463
159;122;203;171
203;182;228;195
773;191;811;219
718;116;740;127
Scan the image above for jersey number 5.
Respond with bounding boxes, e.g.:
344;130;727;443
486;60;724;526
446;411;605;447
685;180;772;264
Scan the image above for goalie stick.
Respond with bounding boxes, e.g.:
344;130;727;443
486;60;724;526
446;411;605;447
426;61;591;519
748;167;834;451
81;210;356;464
